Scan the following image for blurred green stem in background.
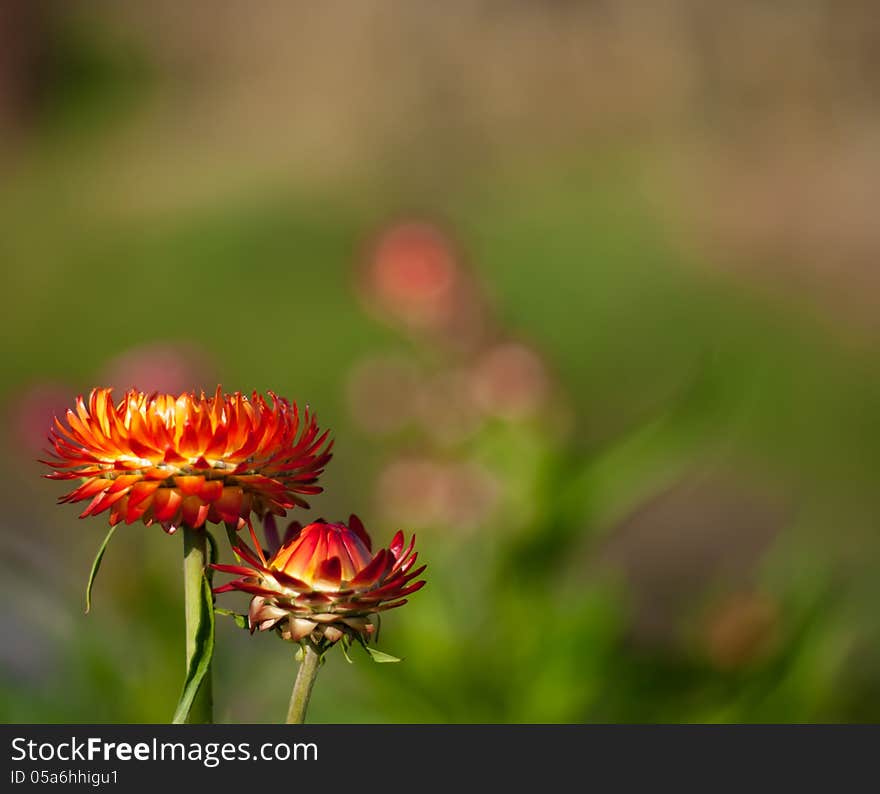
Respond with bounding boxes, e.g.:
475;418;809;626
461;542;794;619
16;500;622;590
183;526;213;724
286;643;321;724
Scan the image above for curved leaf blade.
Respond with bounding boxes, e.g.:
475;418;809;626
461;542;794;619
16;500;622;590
171;573;215;724
85;524;119;614
364;646;402;663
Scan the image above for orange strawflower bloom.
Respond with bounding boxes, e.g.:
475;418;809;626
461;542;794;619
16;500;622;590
43;387;332;533
212;515;425;645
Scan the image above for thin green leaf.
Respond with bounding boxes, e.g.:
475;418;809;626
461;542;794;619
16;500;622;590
85;524;119;614
363;646;402;663
215;607;249;630
171;573;215;724
340;639;355;664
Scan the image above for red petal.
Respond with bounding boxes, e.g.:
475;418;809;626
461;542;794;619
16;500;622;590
350;549;389;587
181;495;210;528
283;521;303;545
213;582;243;594
228;581;280;597
314;557;342;590
271;569;310;590
198;479;223;502
128;480;161;508
151;488;183;521
213;486;244;524
211;563;260;577
64;477;111;503
263;513;280;552
174;475;205;495
348;514;372;551
107;474;140;494
231;543;268;572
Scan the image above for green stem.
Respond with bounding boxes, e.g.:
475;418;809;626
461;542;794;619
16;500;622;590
286;644;321;724
183;526;213;724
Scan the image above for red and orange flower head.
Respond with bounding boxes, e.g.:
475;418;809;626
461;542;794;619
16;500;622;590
42;387;332;534
212;515;426;646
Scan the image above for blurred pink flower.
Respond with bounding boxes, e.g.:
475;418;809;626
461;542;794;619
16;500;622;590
469;342;551;421
98;342;217;395
7;382;73;459
377;457;500;531
358;220;492;350
366;221;458;326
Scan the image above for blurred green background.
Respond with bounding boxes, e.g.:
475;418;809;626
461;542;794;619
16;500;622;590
2;2;880;723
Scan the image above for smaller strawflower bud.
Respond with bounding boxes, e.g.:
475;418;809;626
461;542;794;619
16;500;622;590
213;514;425;650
